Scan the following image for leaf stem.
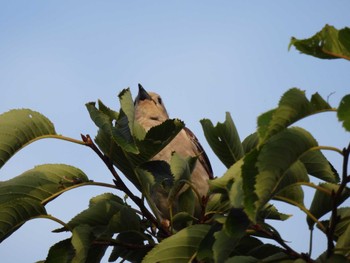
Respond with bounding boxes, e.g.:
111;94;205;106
41;181;117;206
37;214;71;231
308;145;343;156
274;195;326;232
297;182;333;195
25;134;87;147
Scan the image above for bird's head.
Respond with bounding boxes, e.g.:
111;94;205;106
134;84;169;123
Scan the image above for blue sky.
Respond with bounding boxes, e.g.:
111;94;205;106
0;1;349;262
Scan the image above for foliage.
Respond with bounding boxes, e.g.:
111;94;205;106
0;25;349;262
289;24;350;61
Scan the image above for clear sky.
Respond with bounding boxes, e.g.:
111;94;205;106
0;1;349;262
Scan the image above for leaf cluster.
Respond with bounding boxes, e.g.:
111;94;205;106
0;24;349;262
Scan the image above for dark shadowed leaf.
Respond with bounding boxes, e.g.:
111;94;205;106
109;231;151;262
241;149;259;221
289;24;350;60
201;112;244;168
45;239;75;263
0;109;56;169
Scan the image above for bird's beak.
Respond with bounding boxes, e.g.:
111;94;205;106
138;84;152;101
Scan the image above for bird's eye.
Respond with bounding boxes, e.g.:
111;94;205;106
157;97;162;104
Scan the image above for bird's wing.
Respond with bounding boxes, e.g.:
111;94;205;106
184;127;214;179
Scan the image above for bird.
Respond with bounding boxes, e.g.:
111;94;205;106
134;84;213;221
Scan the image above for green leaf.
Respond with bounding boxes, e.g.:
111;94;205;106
0;198;46;242
133;119;185;165
225;256;258;263
253;127;318;220
108;206;141;233
118;88;135;133
0;109;56;169
259;204;291;221
273;161;309;206
212;209;249;262
111;89;139;154
300;150;339;183
289;24;350;61
0;164;89;205
71;225;93;263
242;133;259;154
257;88;332;143
307;183;350;229
0;164;88;242
337;94;350;132
61;193;131;232
227;159;244;209
317;252;350;262
335;210;350;257
213;229;238;262
201;112;244;168
196;223;221;262
45;239;75;263
86;101;117;136
142;224;210;263
109;231;151;262
333;208;350;239
241;149;260;221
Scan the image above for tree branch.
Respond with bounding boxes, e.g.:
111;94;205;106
81;134;170;237
326;142;350;257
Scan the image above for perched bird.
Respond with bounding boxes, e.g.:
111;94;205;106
134;84;213;221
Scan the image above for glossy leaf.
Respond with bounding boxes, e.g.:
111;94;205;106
337;94;350;132
0;109;56;169
142;224;210;263
201;112;244;168
289;24;350;60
